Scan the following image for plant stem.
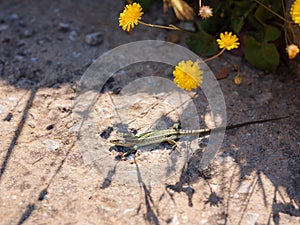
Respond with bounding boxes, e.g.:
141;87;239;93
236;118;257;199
138;21;181;31
253;0;290;23
204;48;225;62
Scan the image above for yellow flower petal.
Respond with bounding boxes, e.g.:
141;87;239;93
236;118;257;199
286;44;300;59
216;32;240;50
290;0;300;26
119;3;144;32
173;60;203;91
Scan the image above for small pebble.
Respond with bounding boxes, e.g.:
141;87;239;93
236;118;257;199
246;213;259;225
27;121;35;128
0;105;6;114
9;13;20;21
237;183;253;194
16;40;26;48
44;139;60;152
22;28;34;38
15;55;25;61
0;24;9;31
69;30;77;41
73;51;81;58
255;92;273;103
85;32;103;46
217;219;226;225
210;184;218;191
244;132;252;139
58;22;70;32
36;37;51;45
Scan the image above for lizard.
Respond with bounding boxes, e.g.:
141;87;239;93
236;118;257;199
109;116;288;157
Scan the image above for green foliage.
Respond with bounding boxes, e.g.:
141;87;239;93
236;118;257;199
264;25;281;42
187;0;285;71
244;36;279;71
186;23;218;56
125;0;153;12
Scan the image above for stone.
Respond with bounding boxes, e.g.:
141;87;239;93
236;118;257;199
85;32;103;46
43;139;60;152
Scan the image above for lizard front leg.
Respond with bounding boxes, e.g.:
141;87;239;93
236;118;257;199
122;145;138;158
166;136;179;155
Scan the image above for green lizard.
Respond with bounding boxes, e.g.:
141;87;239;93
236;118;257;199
109;116;288;157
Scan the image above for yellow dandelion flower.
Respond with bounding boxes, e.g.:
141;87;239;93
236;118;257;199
216;32;240;50
198;5;213;19
234;74;242;85
286;44;299;59
173;60;203;91
290;0;300;26
119;3;144;32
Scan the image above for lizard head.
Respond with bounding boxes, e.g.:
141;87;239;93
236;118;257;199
109;138;132;147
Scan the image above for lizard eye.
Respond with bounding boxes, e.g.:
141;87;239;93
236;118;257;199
172;123;181;130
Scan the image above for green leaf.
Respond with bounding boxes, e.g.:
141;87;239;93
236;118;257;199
231;17;244;34
244;36;279;71
248;14;264;32
186;30;218;57
126;0;152;12
254;5;274;23
195;16;225;34
254;1;283;24
264;25;281;42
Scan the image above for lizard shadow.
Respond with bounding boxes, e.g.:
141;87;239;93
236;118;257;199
165;143;224;208
133;158;161;225
105;99;299;225
218;121;300;225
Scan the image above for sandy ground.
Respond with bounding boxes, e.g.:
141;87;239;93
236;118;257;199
0;1;299;224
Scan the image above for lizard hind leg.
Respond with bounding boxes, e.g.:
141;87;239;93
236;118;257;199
167;139;177;148
167;139;178;155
